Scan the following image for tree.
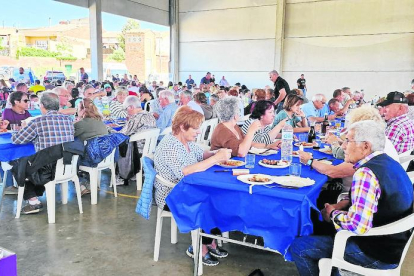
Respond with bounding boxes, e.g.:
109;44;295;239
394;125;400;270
118;19;140;51
109;48;125;62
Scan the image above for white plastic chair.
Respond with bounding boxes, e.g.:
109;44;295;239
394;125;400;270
0;162;18;212
319;214;414;276
79;148;117;205
398;150;414;171
196;118;219;145
153;174;178;261
15;155;83;224
129;128;161;190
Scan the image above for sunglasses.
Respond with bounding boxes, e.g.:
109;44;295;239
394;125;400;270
20;99;30;103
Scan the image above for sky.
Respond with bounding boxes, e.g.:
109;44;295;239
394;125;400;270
0;0;169;31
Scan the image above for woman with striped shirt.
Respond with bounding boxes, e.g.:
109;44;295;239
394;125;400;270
109;87;128;119
241;100;286;144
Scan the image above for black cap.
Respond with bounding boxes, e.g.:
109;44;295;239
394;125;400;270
377;91;407;106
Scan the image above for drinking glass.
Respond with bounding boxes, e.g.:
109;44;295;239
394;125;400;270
289;163;302;176
10;124;19;131
245;154;255;169
315;123;322;135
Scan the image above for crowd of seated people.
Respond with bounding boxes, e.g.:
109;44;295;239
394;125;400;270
1;69;414;274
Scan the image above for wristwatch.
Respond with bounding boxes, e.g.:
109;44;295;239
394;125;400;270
306;158;314;167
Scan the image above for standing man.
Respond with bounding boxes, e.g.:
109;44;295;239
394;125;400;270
185;75;195;89
219;76;229;87
200;72;212;86
269;70;290;113
80;67;89;83
297;74;307;95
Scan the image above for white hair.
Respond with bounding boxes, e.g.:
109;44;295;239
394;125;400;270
216;96;240;122
348;120;385;152
159;90;175;103
311;94;325;102
52;86;68;95
180;90;192;99
123;95;141;109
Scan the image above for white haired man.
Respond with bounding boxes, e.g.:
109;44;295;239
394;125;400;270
301;94;336;123
179;90;204;115
155;90;178;134
378;91;414;153
290;120;413;275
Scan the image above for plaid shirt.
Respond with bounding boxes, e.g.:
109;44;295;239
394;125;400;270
331;151;382;234
385;114;414;154
12;110;74;152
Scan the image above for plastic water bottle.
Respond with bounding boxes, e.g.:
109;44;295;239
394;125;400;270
281;122;293;163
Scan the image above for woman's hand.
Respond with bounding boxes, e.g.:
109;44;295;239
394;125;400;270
267;140;282;149
299;151;312;164
0;119;9;130
213;148;232;163
248;120;262;133
295;109;306;118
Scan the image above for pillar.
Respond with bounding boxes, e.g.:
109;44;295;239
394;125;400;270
89;0;103;81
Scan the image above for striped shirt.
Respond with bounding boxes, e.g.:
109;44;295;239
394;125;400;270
331;151;382;234
12;110;74;152
119;111;156;153
109;100;128;119
385;114;414;154
241;118;272;144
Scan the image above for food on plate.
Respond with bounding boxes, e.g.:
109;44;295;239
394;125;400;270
261;159;290;166
107;123;120;128
320;148;333;154
297;142;315;147
219;160;244;167
248;174;271;183
292;151;299;156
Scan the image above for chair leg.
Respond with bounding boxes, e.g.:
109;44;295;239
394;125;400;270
154;208;163;261
97;171;102;189
72;176;83;214
15;186;25;219
222;231;229;244
110;165;117;197
89;170;98;205
61;182;68;204
171;216;178;244
45;182;56;224
136;159;143;190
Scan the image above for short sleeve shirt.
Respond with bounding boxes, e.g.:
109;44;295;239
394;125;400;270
274;77;291;101
273;110;301;128
154;134;204;209
297;78;306;89
301;102;318;119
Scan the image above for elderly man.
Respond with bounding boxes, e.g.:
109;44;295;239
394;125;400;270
12;92;75;214
290;120;413;276
52;86;77;115
378;91;414;153
179;90;204;115
341;87;352;106
156;90;178;134
301;94;336;123
332;89;354;115
269;70;291;112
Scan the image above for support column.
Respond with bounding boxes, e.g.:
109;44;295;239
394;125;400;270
89;0;103;81
274;0;286;73
169;0;179;83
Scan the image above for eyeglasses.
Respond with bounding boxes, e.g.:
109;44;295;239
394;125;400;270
343;139;366;144
20;99;30;103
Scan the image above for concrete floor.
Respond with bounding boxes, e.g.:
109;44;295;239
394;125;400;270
0;172;298;276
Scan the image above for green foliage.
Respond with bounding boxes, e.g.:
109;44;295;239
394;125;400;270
19;47;59;57
55;55;77;61
109;48;125;62
118;19;140;51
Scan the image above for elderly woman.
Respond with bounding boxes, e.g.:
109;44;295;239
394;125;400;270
211;97;282;157
2;91;31;129
194;92;215;120
273;94;309;133
109;87;129;119
241;100;287;144
119;95;156;151
74;98;108;141
244;88;267;115
154;106;232;266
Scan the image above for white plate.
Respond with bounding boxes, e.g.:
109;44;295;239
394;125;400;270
258;160;290;169
237;174;274;185
319;147;333;154
217;160;246;168
319;160;332;165
273;176;315;188
249;147;278;156
294;142;315;148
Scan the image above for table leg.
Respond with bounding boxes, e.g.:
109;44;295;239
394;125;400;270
192;228;203;276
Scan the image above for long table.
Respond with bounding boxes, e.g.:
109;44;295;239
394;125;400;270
166;146;341;265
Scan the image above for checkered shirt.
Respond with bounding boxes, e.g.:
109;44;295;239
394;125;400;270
12;110;74;152
385;114;414;154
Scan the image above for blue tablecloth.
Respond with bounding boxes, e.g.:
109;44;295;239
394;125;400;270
166;147;341;260
28;109;42;117
0;133;35;162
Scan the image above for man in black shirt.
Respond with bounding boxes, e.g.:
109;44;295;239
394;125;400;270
297;74;306;95
269;70;290;113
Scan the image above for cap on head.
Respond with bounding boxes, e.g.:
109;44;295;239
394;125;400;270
377;91;407;107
